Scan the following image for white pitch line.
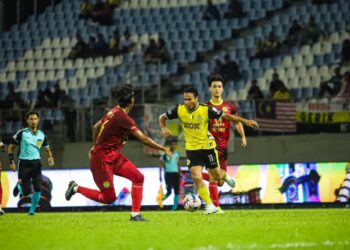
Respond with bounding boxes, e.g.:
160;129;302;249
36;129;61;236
192;240;349;250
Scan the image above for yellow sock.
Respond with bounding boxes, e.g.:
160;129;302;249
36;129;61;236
197;186;213;205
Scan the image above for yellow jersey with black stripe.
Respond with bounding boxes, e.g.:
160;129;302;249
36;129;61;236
165;103;223;150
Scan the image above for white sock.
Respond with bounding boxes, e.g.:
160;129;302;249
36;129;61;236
73;186;78;193
131;212;140;217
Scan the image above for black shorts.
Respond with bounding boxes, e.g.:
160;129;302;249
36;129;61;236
186;148;219;169
18;159;42;194
165;172;180;195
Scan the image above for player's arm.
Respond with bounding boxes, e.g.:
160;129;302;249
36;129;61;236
8;144;17;171
159;105;179;137
92;119;103;146
43;135;54;167
131;130;172;159
235;122;247;147
222;113;259;128
45;147;54;167
209;106;258;129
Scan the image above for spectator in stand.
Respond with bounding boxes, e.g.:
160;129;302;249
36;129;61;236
37;86;56;108
68;34;88;59
264;32;280;56
251;38;267;59
51;84;66;108
92;0;113;26
319;67;343;97
247;80;264;100
107;0;121;9
79;0;93;19
284;18;303;47
61;92;77;142
6;83;27;108
212;56;223;75
109;31;121;55
224;0;244;18
341;39;350;64
119;31;136;53
95;33;108;56
4;83;28;121
202;0;221;20
269;72;286;98
302;16;323;44
156;38;171;63
221;54;241;82
312;0;331;4
272;83;291;101
144;39;159;64
88;36;97;57
333;72;350;102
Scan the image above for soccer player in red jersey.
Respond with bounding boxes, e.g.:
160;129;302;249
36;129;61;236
65;84;172;221
203;74;248;213
0;141;6;215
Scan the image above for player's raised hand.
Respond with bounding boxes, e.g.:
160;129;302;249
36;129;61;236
48;157;55;167
10;162;16;171
161;127;172;137
241;137;247;147
164;147;173;160
245;120;259;128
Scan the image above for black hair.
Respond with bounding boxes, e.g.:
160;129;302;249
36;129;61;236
183;86;198;97
116;84;135;108
25;110;40;119
208;73;225;87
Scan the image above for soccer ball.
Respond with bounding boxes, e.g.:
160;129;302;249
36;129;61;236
183;193;202;211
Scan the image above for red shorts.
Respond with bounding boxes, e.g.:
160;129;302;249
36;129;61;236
89;151;129;192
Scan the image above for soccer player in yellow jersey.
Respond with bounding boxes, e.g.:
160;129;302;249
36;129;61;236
159;86;259;214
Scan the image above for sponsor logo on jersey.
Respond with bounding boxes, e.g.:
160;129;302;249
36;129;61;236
103;181;110;188
184;123;200;129
222;106;228;112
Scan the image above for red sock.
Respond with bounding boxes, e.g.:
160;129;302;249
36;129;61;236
209;182;220;207
202;172;210;182
77;186;116;204
131;184;143;212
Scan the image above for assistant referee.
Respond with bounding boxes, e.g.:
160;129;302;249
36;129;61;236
8;110;54;215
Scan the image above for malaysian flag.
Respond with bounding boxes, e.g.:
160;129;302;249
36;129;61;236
255;101;296;132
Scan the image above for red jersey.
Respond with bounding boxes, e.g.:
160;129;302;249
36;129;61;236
94;106;139;161
207;99;237;149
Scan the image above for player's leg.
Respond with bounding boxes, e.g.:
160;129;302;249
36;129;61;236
0;167;4;215
172;173;180;211
18;161;31;197
190;165;217;214
28;160;42;215
207;149;235;187
187;150;217;214
163;172;172;200
202;172;210;182
13;160;24;197
115;158;145;221
65;154;116;204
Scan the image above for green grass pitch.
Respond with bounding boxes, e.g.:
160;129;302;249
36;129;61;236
1;209;349;250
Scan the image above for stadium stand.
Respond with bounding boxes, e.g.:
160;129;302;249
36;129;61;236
1;0;349;136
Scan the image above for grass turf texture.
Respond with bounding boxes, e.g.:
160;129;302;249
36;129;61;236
0;209;349;250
